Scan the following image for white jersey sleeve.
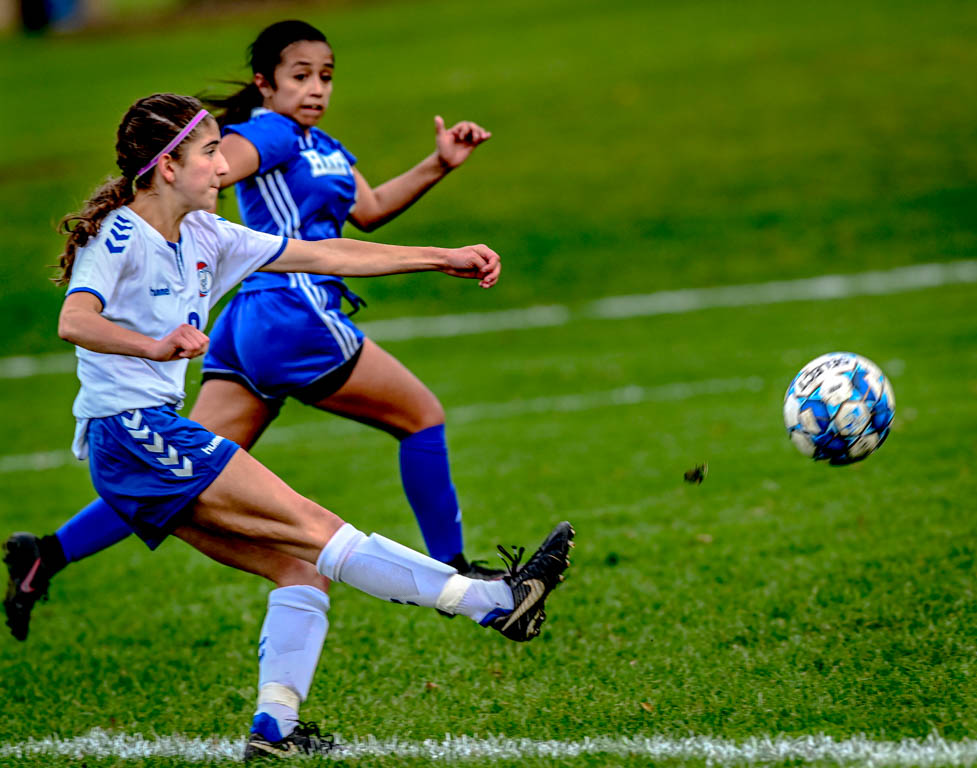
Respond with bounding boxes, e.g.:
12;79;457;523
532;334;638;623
66;215;134;309
186;211;287;307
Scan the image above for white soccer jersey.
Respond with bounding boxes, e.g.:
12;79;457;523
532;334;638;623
66;206;287;457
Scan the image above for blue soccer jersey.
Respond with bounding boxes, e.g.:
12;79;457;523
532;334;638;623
225;109;357;292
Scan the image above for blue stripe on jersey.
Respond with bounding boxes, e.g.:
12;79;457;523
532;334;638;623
225;111;358;293
264;235;289;266
67;286;108;309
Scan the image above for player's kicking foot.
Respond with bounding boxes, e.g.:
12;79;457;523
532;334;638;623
486;521;574;642
243;721;338;760
461;559;507;580
3;532;52;642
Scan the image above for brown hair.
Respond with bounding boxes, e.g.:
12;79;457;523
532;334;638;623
55;93;212;285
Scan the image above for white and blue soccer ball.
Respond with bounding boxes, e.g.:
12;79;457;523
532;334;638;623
783;352;895;465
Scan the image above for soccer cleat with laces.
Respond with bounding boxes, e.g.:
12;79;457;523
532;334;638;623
486;521;574;642
461;559;506;580
4;532;53;642
243;721;338;760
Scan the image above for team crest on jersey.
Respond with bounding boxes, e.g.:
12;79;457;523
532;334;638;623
196;261;213;297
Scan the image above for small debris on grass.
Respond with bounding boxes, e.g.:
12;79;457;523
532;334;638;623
684;463;708;484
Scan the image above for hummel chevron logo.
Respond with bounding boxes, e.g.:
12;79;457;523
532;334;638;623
105;219;133;255
156;445;180;465
500;579;546;632
119;410;194;478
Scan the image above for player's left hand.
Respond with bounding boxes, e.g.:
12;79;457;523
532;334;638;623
435;116;491;170
438;244;501;289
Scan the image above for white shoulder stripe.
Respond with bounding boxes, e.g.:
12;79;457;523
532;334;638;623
254;175;288;236
272;170;302;237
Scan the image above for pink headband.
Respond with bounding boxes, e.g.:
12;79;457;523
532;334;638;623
136;109;210;179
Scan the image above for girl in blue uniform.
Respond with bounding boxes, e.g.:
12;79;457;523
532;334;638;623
8;22;500;624
46;91;572;758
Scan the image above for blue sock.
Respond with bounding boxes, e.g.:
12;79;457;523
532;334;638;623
56;498;134;563
398;424;463;563
251;711;285;742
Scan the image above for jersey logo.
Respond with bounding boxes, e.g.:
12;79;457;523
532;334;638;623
197;261;214;297
301;149;351;177
150;287;170;297
105;216;134;255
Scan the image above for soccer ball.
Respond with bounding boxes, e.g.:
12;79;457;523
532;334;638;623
783;352;895;465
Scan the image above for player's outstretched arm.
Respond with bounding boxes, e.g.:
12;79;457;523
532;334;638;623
265;239;500;289
58;292;210;361
348;116;491;232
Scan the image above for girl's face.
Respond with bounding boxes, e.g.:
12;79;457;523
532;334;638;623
169;121;228;210
258;40;334;128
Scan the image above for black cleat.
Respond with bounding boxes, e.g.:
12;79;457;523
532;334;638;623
487;521;574;642
4;533;52;642
461;559;507;580
243;721;338;761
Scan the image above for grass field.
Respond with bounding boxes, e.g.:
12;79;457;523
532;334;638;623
1;0;977;765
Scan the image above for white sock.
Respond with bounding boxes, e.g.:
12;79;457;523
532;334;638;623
253;585;329;741
316;523;513;622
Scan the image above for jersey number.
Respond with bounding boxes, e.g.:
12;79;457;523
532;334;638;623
188;312;201;329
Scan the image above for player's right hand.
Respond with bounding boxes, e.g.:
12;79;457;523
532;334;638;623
149;324;210;361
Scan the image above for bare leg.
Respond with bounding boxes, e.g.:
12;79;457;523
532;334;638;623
190;379;274;450
178;449;342;564
174;449;514;623
313;339;468;564
313;338;444;438
177;523;327;590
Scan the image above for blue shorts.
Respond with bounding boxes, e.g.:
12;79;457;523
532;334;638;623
202;282;365;413
86;406;240;549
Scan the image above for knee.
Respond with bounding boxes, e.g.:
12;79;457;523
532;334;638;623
408;393;445;434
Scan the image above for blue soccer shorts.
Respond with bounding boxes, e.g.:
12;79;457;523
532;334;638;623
86;406;240;549
202;281;365;412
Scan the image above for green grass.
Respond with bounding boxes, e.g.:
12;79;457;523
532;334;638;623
1;0;977;765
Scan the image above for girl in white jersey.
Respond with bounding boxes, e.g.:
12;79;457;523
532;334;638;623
53;92;573;757
9;20;504;635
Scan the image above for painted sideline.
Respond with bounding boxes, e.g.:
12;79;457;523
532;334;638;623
0;376;764;475
2;729;976;764
2;260;974;380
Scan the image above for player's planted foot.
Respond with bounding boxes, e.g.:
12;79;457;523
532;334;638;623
243;721;338;760
3;532;55;642
485;521;574;642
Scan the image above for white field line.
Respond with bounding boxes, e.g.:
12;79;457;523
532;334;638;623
2;729;977;765
3;260;974;380
588;260;977;319
0;376;763;475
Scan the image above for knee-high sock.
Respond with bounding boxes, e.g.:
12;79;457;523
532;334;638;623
316;524;512;623
252;585;330;742
56;498;133;563
399;425;463;563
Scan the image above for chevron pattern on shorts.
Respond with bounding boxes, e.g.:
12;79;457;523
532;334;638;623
120;410;193;477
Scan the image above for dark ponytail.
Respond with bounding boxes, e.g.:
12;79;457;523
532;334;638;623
55;93;211;285
205;20;329;129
